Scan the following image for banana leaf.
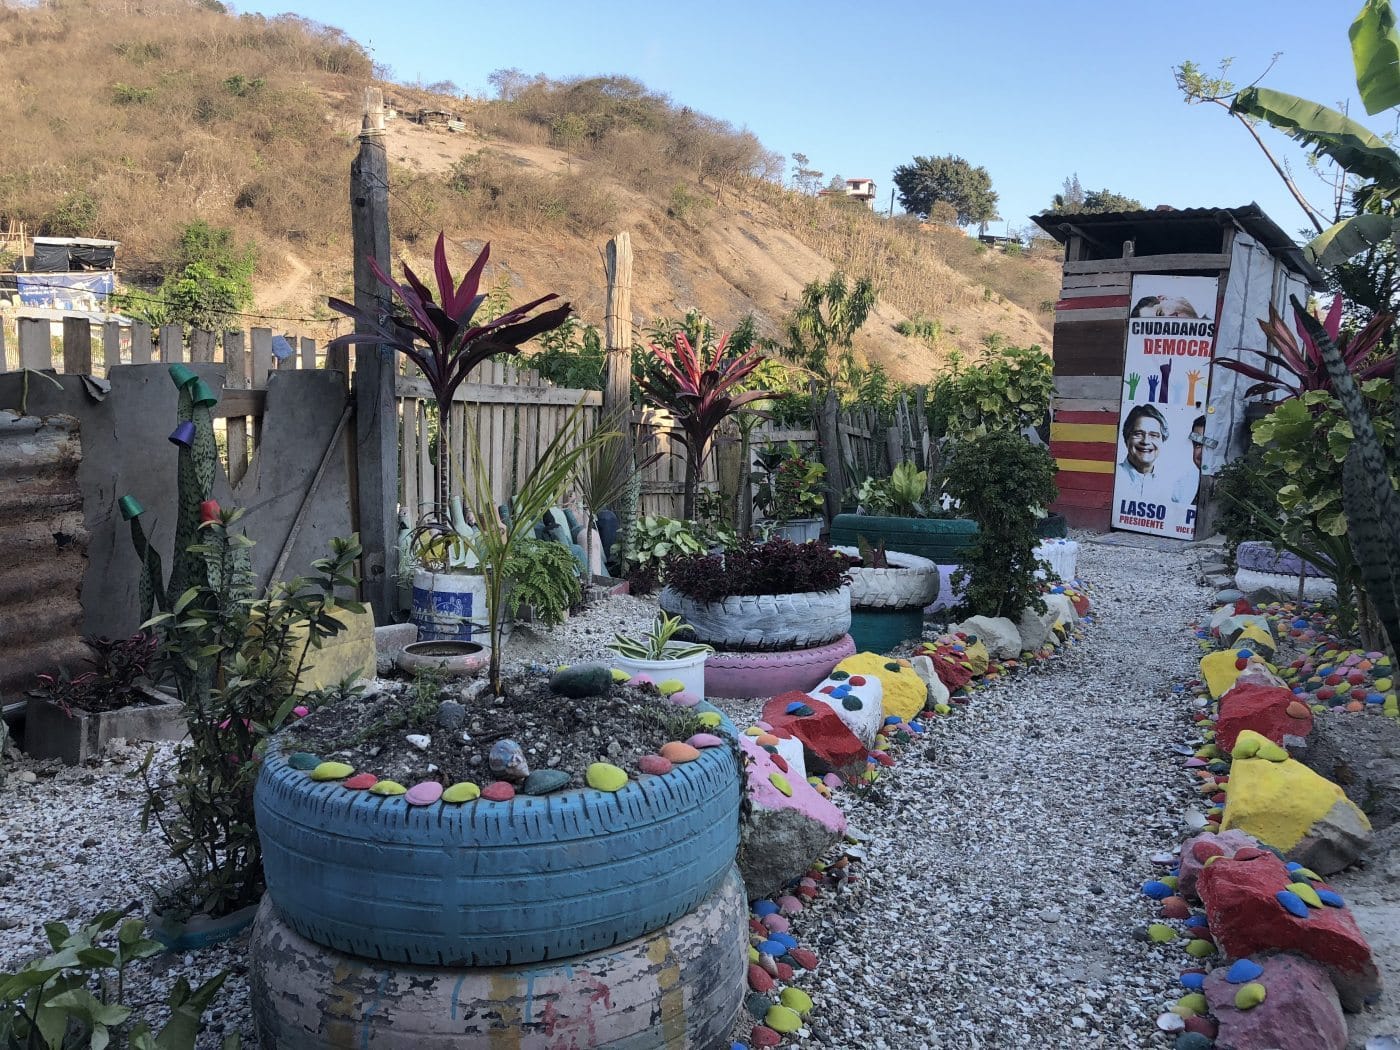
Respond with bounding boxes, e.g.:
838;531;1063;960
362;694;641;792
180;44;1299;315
1308;212;1400;268
1351;0;1400;115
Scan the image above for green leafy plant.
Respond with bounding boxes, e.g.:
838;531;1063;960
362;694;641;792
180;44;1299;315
852;461;933;518
855;535;890;569
930;341;1053;438
500;536;581;628
606;612;713;661
0;908;235;1050
1212;448;1289;558
621;515;737;584
751;442;826;523
941;431;1058;619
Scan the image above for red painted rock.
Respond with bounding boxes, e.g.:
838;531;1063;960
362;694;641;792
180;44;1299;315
1179;829;1260;900
775;962;794;981
481;781;515;802
870;750;894;767
1216;683;1313;755
762;692;868;775
1183;1014;1217;1038
342;773;378;791
749;1026;781;1048
1198;851;1380;1011
747;963;774;993
788;947;819;970
638;754;673;776
1205;953;1346;1049
1160;895;1191;920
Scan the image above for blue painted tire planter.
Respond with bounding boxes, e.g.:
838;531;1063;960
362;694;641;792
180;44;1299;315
253;703;741;968
829;513;978;563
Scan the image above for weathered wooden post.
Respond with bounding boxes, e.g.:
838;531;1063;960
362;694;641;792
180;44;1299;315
351;87;399;621
815;385;844;523
603;232;632;422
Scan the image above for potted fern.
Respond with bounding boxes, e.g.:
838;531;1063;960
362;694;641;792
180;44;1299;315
605;612;713;697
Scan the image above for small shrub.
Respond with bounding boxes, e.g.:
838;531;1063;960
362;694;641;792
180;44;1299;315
43;190;99;237
665;537;851;602
111;81;153;105
30;632;158;717
941;431;1058;619
1213;447;1287;558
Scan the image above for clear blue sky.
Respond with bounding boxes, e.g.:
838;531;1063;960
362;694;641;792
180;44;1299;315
239;0;1379;241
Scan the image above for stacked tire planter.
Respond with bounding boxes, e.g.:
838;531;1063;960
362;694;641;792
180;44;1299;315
830;513;978;617
659;585;855;699
249;702;746;1048
832;545;941;653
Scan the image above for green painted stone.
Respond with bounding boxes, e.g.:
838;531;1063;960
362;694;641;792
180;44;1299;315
369;780;407;796
522;769;571;795
310;761;354;781
697;710;722;728
1146;923;1178;943
656;678;684;696
764;1004;802;1034
1160;875;1179;890
1294;867;1322;882
1185;938;1217;958
841;696;862;711
779;987;813;1016
442;781;481;803
288;752;320;770
745;993;771;1020
586;762;628;792
769;772;792;797
1234;982;1267;1009
1176;992;1207;1016
1175;1035;1212;1050
1288;881;1322;908
1255;739;1289;762
610;668;631;682
549;663;613;698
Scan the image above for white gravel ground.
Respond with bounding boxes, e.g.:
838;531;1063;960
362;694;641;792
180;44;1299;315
0;538;1262;1047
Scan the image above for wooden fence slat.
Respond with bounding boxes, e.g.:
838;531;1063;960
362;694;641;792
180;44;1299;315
0;324;9;373
250;328;273;389
102;321;123;370
159;324;184;363
223;331;249;486
189;329;217;363
300;336;317;370
130;322;153;364
62;317;92;375
18;318;51;371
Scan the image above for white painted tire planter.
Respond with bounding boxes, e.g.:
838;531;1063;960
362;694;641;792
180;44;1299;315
832;546;940;610
658;585;851;651
610;647;707;698
1234;567;1337;602
248;867;747;1050
253;704;741;968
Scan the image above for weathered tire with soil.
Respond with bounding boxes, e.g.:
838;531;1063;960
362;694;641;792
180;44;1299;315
658;586;851;651
832;546;940;609
702;635;857;699
249;867;747;1050
829;513;978;563
1234;540;1327;578
1234;567;1338;602
253;704;741;968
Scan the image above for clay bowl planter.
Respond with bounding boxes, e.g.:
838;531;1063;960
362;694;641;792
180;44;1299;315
252;701;742;969
658;585;854;699
833;545;940;653
394;639;488;677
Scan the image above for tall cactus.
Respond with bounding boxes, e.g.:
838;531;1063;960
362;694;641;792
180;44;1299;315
1295;297;1400;658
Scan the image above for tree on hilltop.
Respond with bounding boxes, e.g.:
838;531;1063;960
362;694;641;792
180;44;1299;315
893;154;998;226
1050;174;1141;213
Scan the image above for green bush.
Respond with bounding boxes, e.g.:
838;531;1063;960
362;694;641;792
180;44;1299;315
941;431;1058;620
1212;447;1287;558
928;340;1053;439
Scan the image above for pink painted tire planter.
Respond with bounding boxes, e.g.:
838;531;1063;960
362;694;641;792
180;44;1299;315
703;634;857;699
248;867;747;1049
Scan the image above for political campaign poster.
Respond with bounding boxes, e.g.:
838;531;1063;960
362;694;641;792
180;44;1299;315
1112;275;1218;539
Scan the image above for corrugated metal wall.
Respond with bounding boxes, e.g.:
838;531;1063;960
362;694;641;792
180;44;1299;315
0;410;88;703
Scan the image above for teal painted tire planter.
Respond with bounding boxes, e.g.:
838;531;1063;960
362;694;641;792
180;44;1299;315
849;607;925;654
1035;512;1068;539
253;704;741;968
829;513;978;562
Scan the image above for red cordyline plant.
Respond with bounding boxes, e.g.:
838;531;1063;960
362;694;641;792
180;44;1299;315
329;234;572;508
1216;293;1394;401
636;330;781;519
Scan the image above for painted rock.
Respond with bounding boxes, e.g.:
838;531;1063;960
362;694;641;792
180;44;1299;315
779;986;813;1016
638;754;674;775
1216;683;1313;754
369;780;406;796
489;739;530;782
442;781;481;803
1205;952;1346;1050
696;711;722;728
480;781;515;802
788;947;818;970
310;761;354;782
288;752;320;770
764;1004;802;1034
549;663;613;698
686;732;724;749
343;773;378;791
586;762;629;792
749;1027;781;1048
671;689;702;708
521;769;570;795
660;741;701;763
747;963;774;993
405;781;443;806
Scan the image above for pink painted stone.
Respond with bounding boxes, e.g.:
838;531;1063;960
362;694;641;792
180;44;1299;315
686;732;724;749
822;773;843;789
670;690;702;708
761;913;790;933
481;781;516;802
638;754;674;776
777;894;803;916
754;720;773;731
1185;757;1208;768
1204;953;1345;1049
343;773;378;791
629;674;654;687
405;781;444;806
292;705;309;718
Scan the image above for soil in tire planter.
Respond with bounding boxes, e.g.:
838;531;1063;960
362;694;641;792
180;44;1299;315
282;673;706;791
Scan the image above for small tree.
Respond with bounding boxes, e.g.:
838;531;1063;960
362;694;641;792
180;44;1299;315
893;154;998;225
784;271;876;392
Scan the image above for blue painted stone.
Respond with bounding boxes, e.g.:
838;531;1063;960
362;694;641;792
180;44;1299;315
1179;972;1206;991
1293;619;1309;629
769;931;797;949
758;938;788;957
1238;648;1254;659
884;716;902;725
1184;915;1209;928
1316;888;1345;908
1227;958;1264;984
1276;889;1310;918
288;752;320;770
786;702;813;716
1286;862;1302;872
908;722;925;734
1367;692;1385;704
831;685;850;699
753;900;779;917
1142;880;1173;900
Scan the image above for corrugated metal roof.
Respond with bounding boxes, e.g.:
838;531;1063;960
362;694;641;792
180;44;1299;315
1030;204;1325;287
0;410;88;704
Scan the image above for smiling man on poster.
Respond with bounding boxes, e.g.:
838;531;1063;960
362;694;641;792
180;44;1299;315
1112;275;1218;539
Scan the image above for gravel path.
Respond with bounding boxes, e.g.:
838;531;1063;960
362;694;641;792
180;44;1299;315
790;538;1210;1049
0;541;1213;1047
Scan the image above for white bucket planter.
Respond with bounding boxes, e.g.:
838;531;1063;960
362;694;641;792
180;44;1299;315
610;646;708;697
411;569;488;643
769;518;822;544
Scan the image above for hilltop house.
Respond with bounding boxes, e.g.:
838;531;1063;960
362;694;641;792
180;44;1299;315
818;178;877;209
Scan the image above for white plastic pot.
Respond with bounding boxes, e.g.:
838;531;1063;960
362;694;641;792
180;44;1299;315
769;518;823;543
609;645;708;697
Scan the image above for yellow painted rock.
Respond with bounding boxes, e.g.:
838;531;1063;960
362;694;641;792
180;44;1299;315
310;761;354;781
369;780;407;796
586;762;629;792
764;1005;803;1034
656;678;684;696
287;605;376;694
442;781;481;803
1234;982;1267;1009
697;710;722;728
780;987;813;1016
1236;623;1276;655
1146;924;1177;942
962;639;989;676
1200;649;1246;699
610;668;631;682
1289;881;1322;908
835;652;926;724
1185;939;1216;958
1176;992;1207;1017
1222;750;1371;862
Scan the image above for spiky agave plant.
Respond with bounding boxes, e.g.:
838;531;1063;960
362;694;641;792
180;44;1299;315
1295;296;1400;659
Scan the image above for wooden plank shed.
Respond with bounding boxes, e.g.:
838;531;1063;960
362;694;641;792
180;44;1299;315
1030;204;1325;535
